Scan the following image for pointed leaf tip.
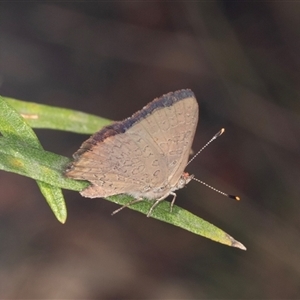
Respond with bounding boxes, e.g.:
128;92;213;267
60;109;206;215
227;234;247;250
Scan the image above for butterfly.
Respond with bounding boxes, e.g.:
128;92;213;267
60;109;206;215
65;89;198;217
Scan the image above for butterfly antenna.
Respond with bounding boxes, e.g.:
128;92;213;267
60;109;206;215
192;177;240;201
186;128;225;166
187;128;240;201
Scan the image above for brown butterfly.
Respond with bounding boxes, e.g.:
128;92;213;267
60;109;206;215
65;89;198;216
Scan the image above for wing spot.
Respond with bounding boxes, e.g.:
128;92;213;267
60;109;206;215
132;165;145;175
152;160;159;166
169;160;177;167
153;170;160;177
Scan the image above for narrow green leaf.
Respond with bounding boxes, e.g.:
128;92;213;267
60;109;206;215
0;136;245;249
107;195;246;250
0;96;67;223
37;181;67;224
0;98;41;147
5;97;111;134
0;137;88;191
0;95;246;249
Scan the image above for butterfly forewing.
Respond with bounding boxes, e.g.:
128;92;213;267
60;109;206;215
65;89;198;200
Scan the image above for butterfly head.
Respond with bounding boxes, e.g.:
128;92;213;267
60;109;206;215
175;172;194;191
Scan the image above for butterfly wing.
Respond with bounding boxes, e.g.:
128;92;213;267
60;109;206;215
132;92;198;197
65;89;198;199
163;94;198;188
66;125;168;198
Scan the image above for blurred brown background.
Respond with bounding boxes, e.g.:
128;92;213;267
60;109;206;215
1;2;300;299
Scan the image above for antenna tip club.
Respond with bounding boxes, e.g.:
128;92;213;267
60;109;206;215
214;128;225;138
229;195;240;201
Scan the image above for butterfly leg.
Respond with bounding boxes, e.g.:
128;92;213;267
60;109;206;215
111;198;144;215
147;199;162;217
147;192;177;217
169;192;177;213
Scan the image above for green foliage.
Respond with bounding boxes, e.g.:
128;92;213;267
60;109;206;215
0;95;245;250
